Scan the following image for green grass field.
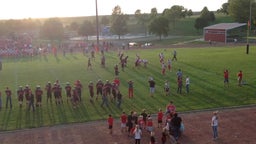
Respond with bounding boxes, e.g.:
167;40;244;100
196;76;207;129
0;46;255;131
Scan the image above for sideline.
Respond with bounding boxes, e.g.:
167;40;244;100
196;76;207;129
0;104;255;135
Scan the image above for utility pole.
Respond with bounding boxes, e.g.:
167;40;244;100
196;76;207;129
95;0;100;50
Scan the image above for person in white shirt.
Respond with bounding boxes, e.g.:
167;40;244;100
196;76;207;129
211;111;219;140
185;76;190;93
133;125;142;144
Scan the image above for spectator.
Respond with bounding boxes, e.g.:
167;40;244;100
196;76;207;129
108;114;114;134
148;77;156;97
133;125;142;144
5;87;12;109
211;111;219;140
185;76;190;93
170;113;182;141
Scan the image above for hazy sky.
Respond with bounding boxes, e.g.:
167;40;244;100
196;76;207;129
0;0;228;19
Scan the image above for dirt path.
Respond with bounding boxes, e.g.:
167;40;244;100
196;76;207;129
0;106;255;144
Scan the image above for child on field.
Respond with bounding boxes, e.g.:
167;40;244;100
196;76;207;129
147;116;154;133
108;114;114;134
158;108;164;128
120;112;127;132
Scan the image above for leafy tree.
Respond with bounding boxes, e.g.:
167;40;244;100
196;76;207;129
148;16;169;40
217;3;229;15
40;18;64;41
200;7;215;22
228;0;256;23
78;20;95;40
150;8;158;21
135;9;149;36
208;12;216;22
194;17;208;31
187;9;193;17
163;5;186;28
110;5;128;39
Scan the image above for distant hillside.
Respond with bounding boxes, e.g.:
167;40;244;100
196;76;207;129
0;13;234;37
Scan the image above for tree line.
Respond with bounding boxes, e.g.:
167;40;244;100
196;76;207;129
0;0;254;42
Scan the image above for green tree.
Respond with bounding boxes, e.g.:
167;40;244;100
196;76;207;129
194;17;208;31
228;0;256;23
110;5;128;39
150;8;158;21
217;3;229;15
200;7;215;22
40;18;64;41
78;20;95;40
135;9;149;36
148;16;169;40
163;5;186;28
187;9;193;17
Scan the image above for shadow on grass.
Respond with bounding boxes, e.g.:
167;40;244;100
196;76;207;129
1;109;12;130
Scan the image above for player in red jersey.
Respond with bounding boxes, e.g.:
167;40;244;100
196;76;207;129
35;85;43;107
96;79;104;100
45;81;52;103
17;86;24;108
120;111;127;132
65;82;72;103
108;114;114;134
157;109;164;128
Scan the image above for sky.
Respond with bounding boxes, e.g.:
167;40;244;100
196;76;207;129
0;0;228;20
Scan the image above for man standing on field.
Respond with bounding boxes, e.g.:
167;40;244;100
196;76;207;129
17;86;24;108
5;87;12;109
224;69;229;87
45;82;52;103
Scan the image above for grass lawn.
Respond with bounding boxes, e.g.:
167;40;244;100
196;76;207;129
0;45;255;131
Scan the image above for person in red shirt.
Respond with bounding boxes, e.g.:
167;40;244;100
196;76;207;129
65;82;72;103
224;69;229;87
237;70;243;86
120;111;127;132
45;82;52;103
5;87;12;109
113;77;120;88
157;108;164;128
166;101;176;114
108;114;114;134
128;80;134;98
17;86;24;108
146;116;154;133
35;85;43;107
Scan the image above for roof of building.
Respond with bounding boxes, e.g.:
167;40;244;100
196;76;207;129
204;23;246;30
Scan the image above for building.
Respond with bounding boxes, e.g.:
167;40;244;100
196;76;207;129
204;23;247;43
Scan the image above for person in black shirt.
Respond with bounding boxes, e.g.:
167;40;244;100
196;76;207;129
170;113;182;141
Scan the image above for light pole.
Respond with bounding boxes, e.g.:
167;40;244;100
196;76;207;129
95;0;100;51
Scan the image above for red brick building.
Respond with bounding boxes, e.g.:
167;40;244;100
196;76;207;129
204;23;246;43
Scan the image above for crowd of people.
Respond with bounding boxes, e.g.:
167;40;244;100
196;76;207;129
107;100;184;143
0;77;127;111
